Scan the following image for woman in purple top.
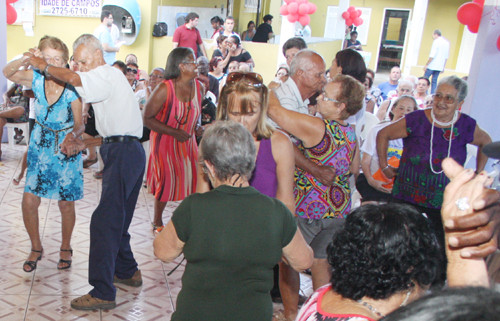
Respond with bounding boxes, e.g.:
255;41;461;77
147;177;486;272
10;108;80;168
197;72;300;320
376;75;491;267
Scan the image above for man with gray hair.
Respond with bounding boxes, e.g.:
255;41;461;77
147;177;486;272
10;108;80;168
26;34;145;310
424;29;450;94
271;49;334;321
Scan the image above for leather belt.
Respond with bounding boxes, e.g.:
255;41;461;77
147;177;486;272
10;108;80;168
103;135;139;144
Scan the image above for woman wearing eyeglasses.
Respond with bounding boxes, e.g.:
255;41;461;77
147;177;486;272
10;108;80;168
144;47;203;233
376;76;491;281
197;72;300;320
3;36;84;272
268;74;365;291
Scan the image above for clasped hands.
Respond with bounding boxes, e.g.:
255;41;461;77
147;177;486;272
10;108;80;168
442;158;500;259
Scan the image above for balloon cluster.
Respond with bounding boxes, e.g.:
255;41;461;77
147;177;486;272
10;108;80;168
456;0;484;33
341;6;363;27
6;0;18;25
279;0;317;27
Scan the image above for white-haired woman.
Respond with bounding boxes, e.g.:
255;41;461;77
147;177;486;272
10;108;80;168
154;120;312;321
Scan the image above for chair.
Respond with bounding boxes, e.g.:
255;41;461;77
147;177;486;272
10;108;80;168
5;122;30;148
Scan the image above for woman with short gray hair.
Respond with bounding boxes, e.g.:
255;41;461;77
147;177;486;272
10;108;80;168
377;75;491;283
153;120;312;321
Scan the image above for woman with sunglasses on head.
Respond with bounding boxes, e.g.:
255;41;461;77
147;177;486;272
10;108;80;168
3;36;84;272
144;47;203;233
155;120;312;321
197;72;300;320
376;76;491;282
268;74;365;292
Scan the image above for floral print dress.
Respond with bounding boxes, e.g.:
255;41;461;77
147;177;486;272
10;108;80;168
25;70;83;201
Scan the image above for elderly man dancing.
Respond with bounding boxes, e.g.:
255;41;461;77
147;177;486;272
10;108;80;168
27;34;145;310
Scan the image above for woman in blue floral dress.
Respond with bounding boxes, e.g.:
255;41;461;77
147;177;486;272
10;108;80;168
3;36;84;272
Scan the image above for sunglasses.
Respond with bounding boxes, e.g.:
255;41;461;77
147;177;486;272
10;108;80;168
127;68;138;74
226;72;263;88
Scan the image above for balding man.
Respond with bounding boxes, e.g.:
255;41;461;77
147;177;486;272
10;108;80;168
271;49;331;321
27;34;145;310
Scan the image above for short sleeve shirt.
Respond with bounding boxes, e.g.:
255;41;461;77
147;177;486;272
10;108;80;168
173;24;203;56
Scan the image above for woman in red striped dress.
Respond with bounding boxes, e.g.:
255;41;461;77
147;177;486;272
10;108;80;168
144;47;203;232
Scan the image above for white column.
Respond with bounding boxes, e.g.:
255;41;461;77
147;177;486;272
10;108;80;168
463;0;500;169
403;0;428;76
0;3;7;102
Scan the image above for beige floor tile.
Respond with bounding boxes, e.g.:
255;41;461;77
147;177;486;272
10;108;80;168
25;295;101;321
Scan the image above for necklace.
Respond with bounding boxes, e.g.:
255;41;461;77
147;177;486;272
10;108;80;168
429;109;458;174
357;299;385;318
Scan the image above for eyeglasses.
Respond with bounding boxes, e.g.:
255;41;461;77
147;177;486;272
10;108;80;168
127;68;138;74
434;92;457;104
226;72;263;88
182;60;198;66
322;94;340;103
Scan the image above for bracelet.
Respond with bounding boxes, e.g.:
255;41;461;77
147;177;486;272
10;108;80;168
43;64;51;76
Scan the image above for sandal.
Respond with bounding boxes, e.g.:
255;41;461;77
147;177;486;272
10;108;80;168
12;175;22;185
23;249;43;273
57;249;73;270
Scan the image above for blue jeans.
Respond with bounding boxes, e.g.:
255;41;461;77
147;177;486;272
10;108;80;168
424;69;441;94
88;139;145;301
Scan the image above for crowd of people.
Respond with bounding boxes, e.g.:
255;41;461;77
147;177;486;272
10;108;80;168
1;10;499;321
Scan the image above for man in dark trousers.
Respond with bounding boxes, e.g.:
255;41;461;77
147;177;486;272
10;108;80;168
27;34;145;310
252;14;274;43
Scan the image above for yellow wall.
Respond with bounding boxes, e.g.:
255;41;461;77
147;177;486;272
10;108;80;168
419;0;464;70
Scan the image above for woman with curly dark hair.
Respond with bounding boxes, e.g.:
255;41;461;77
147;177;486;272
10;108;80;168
296;203;442;320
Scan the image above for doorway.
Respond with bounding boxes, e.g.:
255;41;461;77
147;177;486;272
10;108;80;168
376;9;410;71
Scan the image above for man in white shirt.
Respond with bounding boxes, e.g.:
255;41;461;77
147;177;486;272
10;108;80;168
272;50;332;321
424;29;450;93
27;34;145;310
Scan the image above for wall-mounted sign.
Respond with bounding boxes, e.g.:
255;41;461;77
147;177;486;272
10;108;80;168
39;0;102;18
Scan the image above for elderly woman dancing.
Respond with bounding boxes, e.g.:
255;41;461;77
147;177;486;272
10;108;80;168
197;72;300;320
3;36;84;272
144;47;203;233
376;76;491;279
154;120;312;321
268;74;365;290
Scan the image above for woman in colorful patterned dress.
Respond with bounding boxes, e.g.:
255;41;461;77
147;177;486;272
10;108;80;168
268;74;365;290
144;47;203;232
3;36;84;272
376;76;491;269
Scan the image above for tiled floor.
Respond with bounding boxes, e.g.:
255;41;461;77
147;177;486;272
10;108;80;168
0;142;313;320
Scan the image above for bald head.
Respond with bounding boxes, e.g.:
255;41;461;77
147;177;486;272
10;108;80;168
289;49;327;100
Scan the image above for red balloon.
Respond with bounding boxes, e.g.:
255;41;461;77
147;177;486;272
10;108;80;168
288;2;299;14
357;9;362;17
296;0;307;4
284;0;296;4
280;4;289;16
299;14;311;26
345;18;353;26
288;14;300;23
354;17;363;27
342;11;350;20
298;3;309;15
473;0;485;5
348;6;356;13
457;2;482;26
467;22;479;33
6;4;17;24
308;3;317;14
6;0;18;3
497;35;500;51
